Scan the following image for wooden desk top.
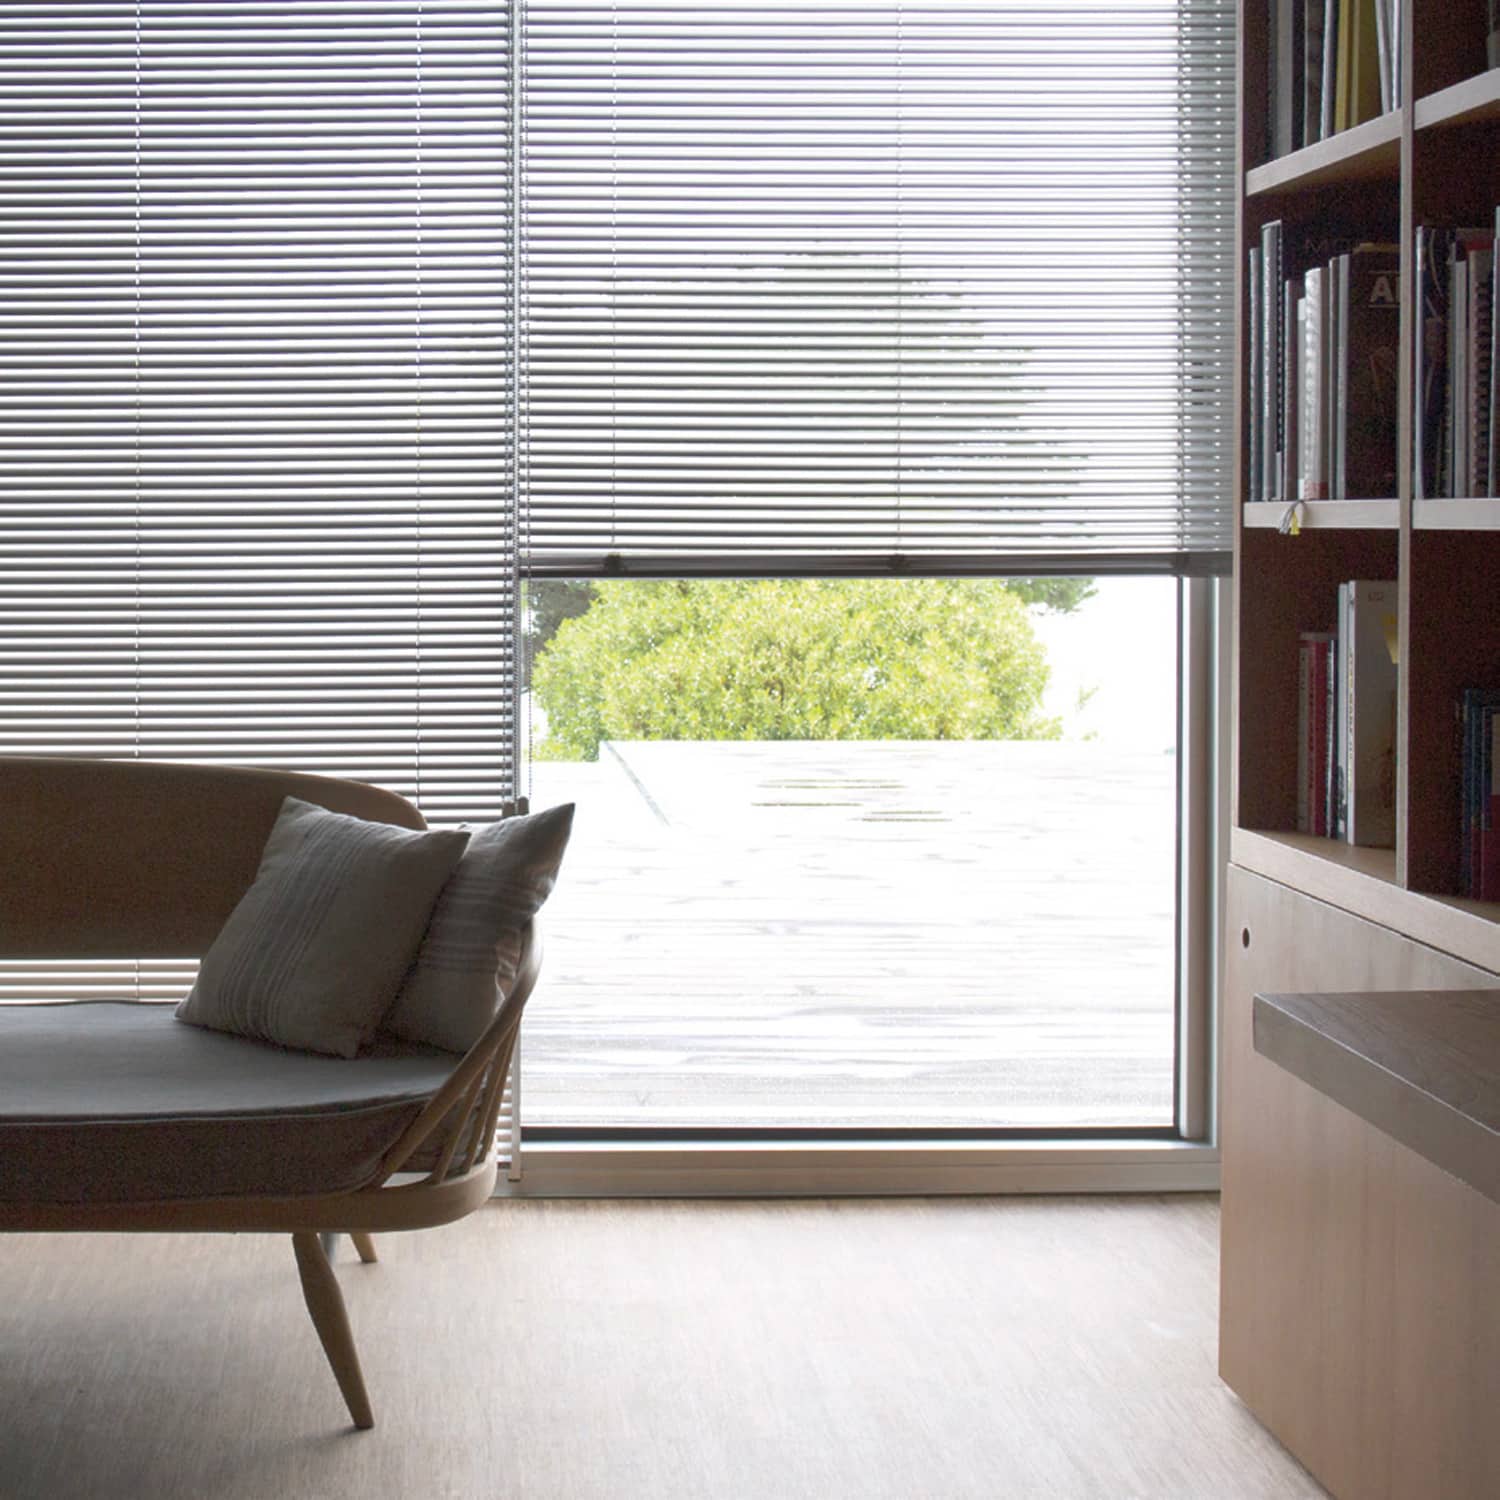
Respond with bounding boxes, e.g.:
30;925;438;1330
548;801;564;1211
1254;989;1500;1206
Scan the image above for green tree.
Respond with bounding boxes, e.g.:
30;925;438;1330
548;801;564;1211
532;578;1061;761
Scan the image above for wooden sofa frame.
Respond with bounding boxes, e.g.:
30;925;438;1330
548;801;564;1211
0;756;537;1430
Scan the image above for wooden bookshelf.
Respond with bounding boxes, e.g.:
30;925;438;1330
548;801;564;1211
1223;6;1500;1496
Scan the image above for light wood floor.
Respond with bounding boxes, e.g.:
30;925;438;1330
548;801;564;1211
0;1196;1323;1500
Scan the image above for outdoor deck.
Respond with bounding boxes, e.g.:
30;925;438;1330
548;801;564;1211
527;740;1178;1130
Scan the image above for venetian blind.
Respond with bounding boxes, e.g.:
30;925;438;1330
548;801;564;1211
0;0;518;1169
520;0;1236;577
0;1;517;817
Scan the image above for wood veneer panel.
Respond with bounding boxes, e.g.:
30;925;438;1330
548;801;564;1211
1221;868;1500;1500
1254;988;1500;1204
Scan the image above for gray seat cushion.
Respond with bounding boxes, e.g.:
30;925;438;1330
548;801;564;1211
0;1002;457;1204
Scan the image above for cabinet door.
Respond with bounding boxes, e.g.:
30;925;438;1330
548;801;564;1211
1220;866;1500;1500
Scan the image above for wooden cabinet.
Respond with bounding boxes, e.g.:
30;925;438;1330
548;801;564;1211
1220;869;1500;1499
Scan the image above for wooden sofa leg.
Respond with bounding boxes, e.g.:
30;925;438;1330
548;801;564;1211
350;1232;378;1264
291;1232;375;1430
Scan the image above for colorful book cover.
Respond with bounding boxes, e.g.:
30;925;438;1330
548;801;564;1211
1342;244;1400;498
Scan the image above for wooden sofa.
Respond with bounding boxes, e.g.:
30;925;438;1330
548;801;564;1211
0;756;538;1430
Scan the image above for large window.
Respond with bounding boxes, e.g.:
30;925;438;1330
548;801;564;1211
523;575;1186;1133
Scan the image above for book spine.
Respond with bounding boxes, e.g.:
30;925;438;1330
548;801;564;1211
1490;208;1500;495
1386;0;1398;108
1298;632;1335;837
1461;691;1476;896
1322;636;1336;838
1262;223;1284;501
1285;282;1302;505
1373;0;1391;114
1302;266;1327;497
1249;246;1264;505
1450;239;1468;498
1332;251;1349;497
1334;581;1349;839
1304;0;1327;148
1471;247;1493;498
1272;1;1304;158
1298;635;1313;833
1343;245;1400;498
1415;227;1445;500
1334;0;1352;133
1345;579;1399;848
1485;710;1500;902
1350;0;1383;127
1322;0;1338;139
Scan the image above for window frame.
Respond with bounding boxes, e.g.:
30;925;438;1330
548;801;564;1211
502;576;1225;1193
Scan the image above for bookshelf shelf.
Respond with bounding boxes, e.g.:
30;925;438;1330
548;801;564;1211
1414;69;1500;132
1243;499;1398;530
1245;110;1401;197
1413;497;1500;529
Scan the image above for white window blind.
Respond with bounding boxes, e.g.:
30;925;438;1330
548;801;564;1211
520;0;1235;577
0;1;518;819
0;0;519;1178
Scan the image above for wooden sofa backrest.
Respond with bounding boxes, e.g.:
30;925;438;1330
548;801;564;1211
0;756;426;957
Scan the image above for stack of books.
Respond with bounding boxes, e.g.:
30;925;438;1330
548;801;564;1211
1249;223;1398;505
1415;219;1500;499
1460;688;1500;900
1297;579;1397;847
1268;0;1401;160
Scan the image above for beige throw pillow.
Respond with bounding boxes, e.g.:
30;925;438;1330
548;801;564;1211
175;797;469;1058
381;803;575;1053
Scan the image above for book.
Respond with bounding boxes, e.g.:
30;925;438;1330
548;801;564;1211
1391;0;1402;106
1452;239;1469;497
1333;0;1353;133
1271;0;1305;159
1304;0;1327;148
1301;265;1327;498
1342;579;1398;848
1321;0;1339;139
1284;281;1302;504
1298;631;1335;835
1491;0;1500;71
1491;209;1500;495
1341;243;1400;498
1248;245;1264;506
1328;250;1346;496
1262;222;1285;501
1460;688;1500;898
1348;0;1383;128
1415;226;1448;500
1333;582;1349;838
1442;229;1493;497
1373;0;1391;115
1469;243;1494;497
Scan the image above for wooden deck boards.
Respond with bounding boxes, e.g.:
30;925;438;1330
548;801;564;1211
526;740;1179;1128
